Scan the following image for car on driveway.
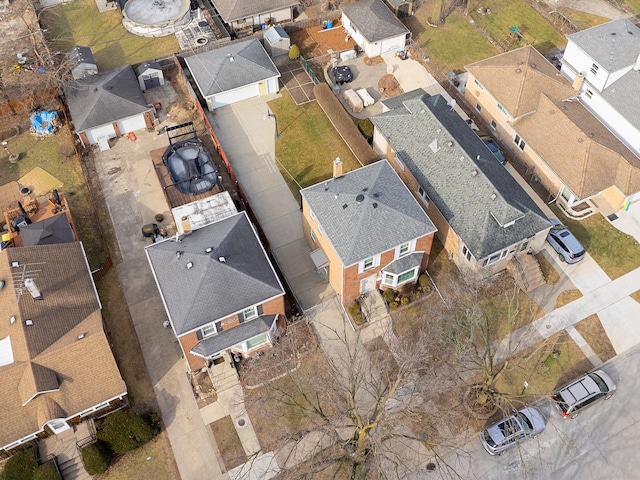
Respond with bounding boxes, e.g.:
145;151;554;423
479;407;546;455
482;139;506;165
332;65;353;85
551;370;616;419
546;219;585;263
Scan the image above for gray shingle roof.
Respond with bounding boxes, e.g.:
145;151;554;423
383;252;422;274
185;39;280;97
65;46;96;67
145;212;284;336
600;68;640;131
135;61;161;75
212;0;298;22
20;215;75;246
300;160;436;267
568;19;640;73
191;315;276;358
63;65;150;132
371;90;551;260
342;0;409;43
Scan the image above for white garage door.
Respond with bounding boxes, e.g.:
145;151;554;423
380;35;406;55
117;114;148;134
209;83;260;110
86;124;116;145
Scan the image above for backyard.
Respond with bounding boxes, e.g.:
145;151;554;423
40;0;178;70
268;90;361;198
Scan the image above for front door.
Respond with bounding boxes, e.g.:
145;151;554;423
360;275;376;294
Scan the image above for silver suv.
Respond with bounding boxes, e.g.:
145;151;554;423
551;370;616;418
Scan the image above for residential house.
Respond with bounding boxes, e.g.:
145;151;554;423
0;242;127;456
145;211;286;372
466;45;640;214
211;0;298;34
300;159;436;307
184;38;280;111
342;0;410;58
371;89;551;276
63;65;155;147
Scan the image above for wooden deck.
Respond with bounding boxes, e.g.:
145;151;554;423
151;147;222;209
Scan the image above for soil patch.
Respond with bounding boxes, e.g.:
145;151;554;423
289;20;356;59
191;370;218;407
364;56;384;66
209;416;246;471
378;74;404;98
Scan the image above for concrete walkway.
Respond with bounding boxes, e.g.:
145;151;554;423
543;0;631;20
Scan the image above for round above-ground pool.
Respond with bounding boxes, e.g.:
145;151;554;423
163;138;219;195
122;0;191;37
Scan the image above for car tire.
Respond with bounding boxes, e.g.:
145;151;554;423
559;254;566;262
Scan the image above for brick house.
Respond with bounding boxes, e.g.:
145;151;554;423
145;211;285;372
300;159;436;307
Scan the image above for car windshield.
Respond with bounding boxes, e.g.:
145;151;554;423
498;418;520;439
553;393;570;413
516;412;533;432
589;373;608;393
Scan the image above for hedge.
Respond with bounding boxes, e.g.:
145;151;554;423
3;447;37;480
33;461;61;480
97;410;157;455
81;442;110;475
313;83;379;166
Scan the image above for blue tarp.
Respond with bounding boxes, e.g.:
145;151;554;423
30;110;58;136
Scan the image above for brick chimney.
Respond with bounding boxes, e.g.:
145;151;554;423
333;157;343;178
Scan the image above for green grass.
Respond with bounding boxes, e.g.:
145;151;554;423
268;91;361;199
408;10;498;71
550;205;640;279
40;0;179;70
469;0;566;55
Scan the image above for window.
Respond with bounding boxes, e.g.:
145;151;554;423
585;89;593;99
590;63;599;75
201;320;221;337
397;269;416;284
398;242;410;257
317;222;324;236
474;78;484;90
395;154;405;171
490;120;497;130
309;208;316;222
475;103;482;113
363;257;374;270
246;333;269;350
381;268;418;287
497;103;507;114
243;306;258;321
520;241;529;252
514;134;525;151
417;185;429;206
384;273;394;284
310;228;317;244
462;245;472;262
484;250;507;266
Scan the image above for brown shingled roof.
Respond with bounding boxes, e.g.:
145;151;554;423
466;46;575;118
0;243;126;449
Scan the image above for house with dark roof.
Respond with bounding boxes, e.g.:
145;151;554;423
465;45;640;216
341;0;410;58
0;242;127;456
63;65;155;147
145;211;285;372
211;0;298;33
184;38;280;111
300;159;436;307
371;89;551;276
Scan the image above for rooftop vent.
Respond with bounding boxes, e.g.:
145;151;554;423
25;279;43;301
176;251;184;258
205;247;212;253
447;141;453;147
372;202;378;208
77;333;86;340
471;169;478;177
10;316;16;324
25;320;33;326
436;128;441;133
476;154;480;160
373;192;379;198
490;193;497;200
460;156;465;161
0;280;4;290
186;261;193;269
356;194;365;203
11;262;19;268
218;256;226;263
342;204;348;209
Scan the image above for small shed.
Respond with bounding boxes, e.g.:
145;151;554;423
263;26;290;58
136;61;165;91
66;46;98;80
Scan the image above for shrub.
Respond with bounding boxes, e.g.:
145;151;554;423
289;44;300;60
97;410;157;455
4;447;37;480
400;296;410;306
383;289;395;304
389;301;399;310
33;461;61;480
357;118;374;143
348;300;361;317
418;274;429;288
81;442;110;475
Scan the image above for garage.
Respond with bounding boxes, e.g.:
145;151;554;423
117;114;149;135
86;124;116;145
208;83;260;110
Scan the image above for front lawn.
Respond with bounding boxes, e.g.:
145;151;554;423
469;0;566;55
268;91;361;199
550;205;640;279
40;0;179;70
407;9;498;71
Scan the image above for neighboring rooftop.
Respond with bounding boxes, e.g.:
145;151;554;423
300;160;436;266
342;0;409;43
145;211;284;336
211;0;298;23
371;90;551;260
171;191;238;234
184;39;280;97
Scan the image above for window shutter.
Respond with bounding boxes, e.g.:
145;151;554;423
257;305;264;316
196;329;203;340
238;312;245;323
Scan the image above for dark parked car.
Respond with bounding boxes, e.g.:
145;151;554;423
551;370;616;418
546;219;585;263
479;407;546;455
332;65;353;85
482;139;506;165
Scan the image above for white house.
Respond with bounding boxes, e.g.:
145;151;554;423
342;0;410;58
184;38;280;111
